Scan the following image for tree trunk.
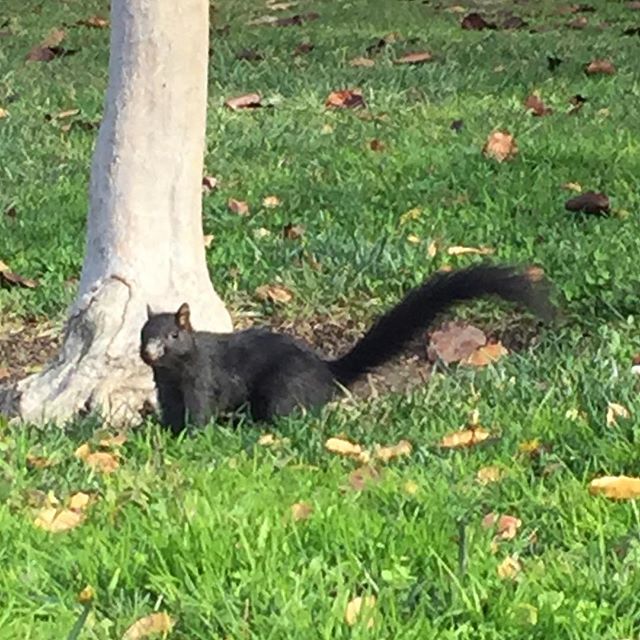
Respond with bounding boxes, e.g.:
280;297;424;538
1;0;232;425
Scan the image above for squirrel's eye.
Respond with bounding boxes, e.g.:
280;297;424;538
170;331;179;340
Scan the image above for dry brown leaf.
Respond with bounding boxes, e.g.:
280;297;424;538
497;555;522;580
348;465;383;491
344;595;376;628
228;198;250;216
606;402;631;427
476;465;504;485
325;437;368;462
482;513;522;541
68;492;92;511
203;234;214;249
26;28;74;62
394;51;433;65
461;12;496;30
369;138;385;152
224;92;263;110
293;41;314;56
26;453;56;469
255;283;293;304
77;16;109;28
524;94;553;116
122;612;175;640
325;89;366;109
0;367;10;381
585;58;616;75
0;260;39;289
282;223;305;240
202;175;218;192
482;130;518;162
461;342;508;367
33;507;84;533
86;452;119;474
262;195;281;208
446;245;495;257
290;501;313;521
567;16;588;28
428;323;487;364
349;56;375;68
74;443;91;460
440;427;491;449
564;191;609;215
589;476;640;500
374;440;412;463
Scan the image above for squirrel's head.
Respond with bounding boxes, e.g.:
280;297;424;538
140;302;195;368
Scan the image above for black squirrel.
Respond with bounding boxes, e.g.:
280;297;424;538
140;264;553;432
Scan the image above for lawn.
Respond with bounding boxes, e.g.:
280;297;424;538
2;0;640;637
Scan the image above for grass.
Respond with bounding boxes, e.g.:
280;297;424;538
2;0;640;637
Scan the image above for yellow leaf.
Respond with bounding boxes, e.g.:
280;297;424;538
33;507;84;533
78;585;95;604
203;234;214;248
290;501;313;521
74;443;91;460
344;595;376;628
262;195;281;208
399;207;422;225
122;612;175;639
589;476;640;500
439;427;491;449
0;107;8;119
606;402;630;427
447;245;495;256
68;491;92;511
561;182;582;192
373;439;412;463
427;240;438;258
476;465;504;485
325;437;369;462
497;555;522;580
461;342;508;367
406;234;421;245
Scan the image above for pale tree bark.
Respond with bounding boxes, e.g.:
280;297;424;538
0;0;232;425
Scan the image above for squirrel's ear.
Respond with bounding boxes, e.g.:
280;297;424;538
175;303;192;331
146;304;154;319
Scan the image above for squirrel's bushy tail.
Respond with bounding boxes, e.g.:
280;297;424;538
328;264;554;386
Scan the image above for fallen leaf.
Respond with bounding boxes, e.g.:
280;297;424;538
374;439;412;463
606;402;631;427
122;612;175;640
349;56;375;68
476;465;504;485
282;223;305;240
203;234;214;248
567;16;588;28
394;51;434;65
524;94;553;116
325;437;368;461
224;93;262;110
344;595;376;628
406;234;421;245
86;452;119;474
482;130;518;162
262;195;281;208
267;0;298;9
33;507;84;533
325;89;366;110
202;176;218;192
584;58;616;75
447;245;495;256
439;427;491;449
257;433;290;448
74;443;91;460
0;367;10;380
68;491;92;511
589;476;640;500
0;107;8;119
427;240;438;258
0;260;38;289
235;48;264;62
228;198;250;216
428;323;487;364
293;41;314;56
77;585;96;604
399;207;422;225
348;465;383;491
76;16;109;28
98;432;128;448
26;454;56;469
26;29;77;62
482;513;522;540
498;555;522;580
369;138;385;152
561;182;582;192
254;227;271;239
461;342;508;367
461;12;496;30
518;438;552;458
255;283;293;304
564;191;609;215
290;501;313;521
